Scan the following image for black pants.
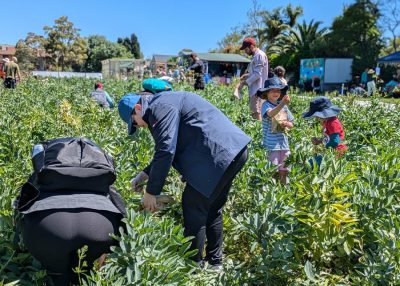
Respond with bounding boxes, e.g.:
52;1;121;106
22;209;122;286
194;75;205;90
182;148;248;265
4;78;16;89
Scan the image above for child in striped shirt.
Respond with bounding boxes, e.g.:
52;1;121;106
256;77;294;184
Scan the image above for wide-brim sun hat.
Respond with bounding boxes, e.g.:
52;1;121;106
256;76;289;98
118;94;141;135
367;69;375;74
302;96;341;119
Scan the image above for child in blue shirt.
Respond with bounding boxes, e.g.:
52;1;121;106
256;77;294;184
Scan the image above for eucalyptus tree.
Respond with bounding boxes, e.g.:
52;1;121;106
43;16;87;71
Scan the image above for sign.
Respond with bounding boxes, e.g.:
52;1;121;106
300;58;325;83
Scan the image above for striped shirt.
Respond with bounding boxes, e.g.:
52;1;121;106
261;101;294;151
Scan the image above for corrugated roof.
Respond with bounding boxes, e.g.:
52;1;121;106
152;54;176;63
181;51;250;63
199;53;250;63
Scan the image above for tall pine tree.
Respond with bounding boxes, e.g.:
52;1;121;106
117;33;142;59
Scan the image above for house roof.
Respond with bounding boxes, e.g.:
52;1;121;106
0;45;16;56
152;54;176;63
101;58;139;64
378;51;400;63
181;51;250;63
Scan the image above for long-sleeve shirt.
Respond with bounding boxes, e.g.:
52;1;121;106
104;91;114;108
361;72;368;84
322;117;347;152
3;61;21;79
90;89;114;108
246;49;269;96
141;91;251;198
189;59;205;75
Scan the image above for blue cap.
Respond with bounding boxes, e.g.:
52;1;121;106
118;94;141;135
142;78;173;94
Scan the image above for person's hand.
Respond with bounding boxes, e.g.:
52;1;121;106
240;73;249;81
311;137;321;145
281;95;290;105
280;121;292;128
131;171;149;192
142;191;157;212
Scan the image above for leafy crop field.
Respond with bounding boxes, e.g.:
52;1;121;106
0;78;399;285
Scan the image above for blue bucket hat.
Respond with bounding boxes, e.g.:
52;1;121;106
302;96;340;119
118;94;141;135
256;76;288;98
142;78;173;94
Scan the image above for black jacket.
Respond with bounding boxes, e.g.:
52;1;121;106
189;59;205;75
142;91;251;198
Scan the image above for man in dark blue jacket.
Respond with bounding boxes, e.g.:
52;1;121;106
188;53;205;90
118;90;251;269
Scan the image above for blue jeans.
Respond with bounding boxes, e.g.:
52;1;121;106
309;155;323;170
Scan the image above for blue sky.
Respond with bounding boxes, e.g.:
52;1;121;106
2;0;355;58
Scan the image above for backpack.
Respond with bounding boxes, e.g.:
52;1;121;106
32;137;116;194
12;137;126;247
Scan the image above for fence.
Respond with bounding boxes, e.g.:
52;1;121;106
32;71;102;79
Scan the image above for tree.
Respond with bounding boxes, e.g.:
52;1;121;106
242;0;264;44
15;32;47;71
325;0;383;75
284;4;304;28
242;3;303;51
216;27;244;54
43;16;87;71
276;20;328;56
84;35;131;72
381;38;400;56
216;2;303;53
272;20;328;79
117;33;142;59
379;0;400;52
257;8;290;50
15;41;36;71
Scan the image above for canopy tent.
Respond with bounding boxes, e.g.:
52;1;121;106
377;51;400;65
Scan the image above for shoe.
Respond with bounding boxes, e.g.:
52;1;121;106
207;263;223;272
197;260;205;269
